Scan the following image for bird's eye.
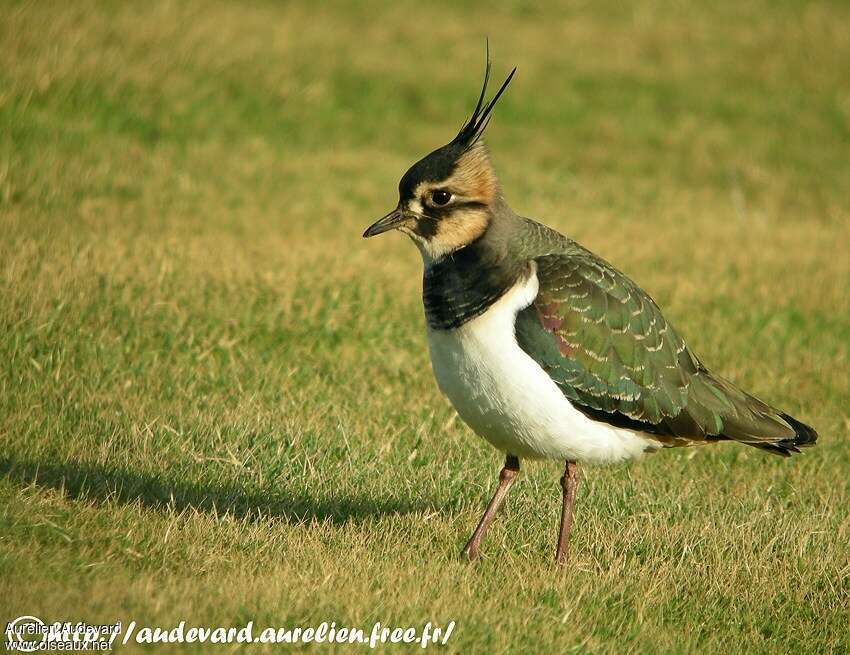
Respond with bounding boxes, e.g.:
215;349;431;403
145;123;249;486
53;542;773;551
431;189;452;206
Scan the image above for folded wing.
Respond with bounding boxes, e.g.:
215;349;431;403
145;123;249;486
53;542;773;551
514;251;816;456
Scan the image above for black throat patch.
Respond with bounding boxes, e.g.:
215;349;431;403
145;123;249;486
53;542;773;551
422;238;519;331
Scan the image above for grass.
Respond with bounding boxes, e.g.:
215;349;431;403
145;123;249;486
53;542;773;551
1;0;849;652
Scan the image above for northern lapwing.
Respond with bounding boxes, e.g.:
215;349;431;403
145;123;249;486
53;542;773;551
363;53;817;564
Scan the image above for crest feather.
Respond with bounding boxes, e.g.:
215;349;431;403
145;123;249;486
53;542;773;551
452;42;516;150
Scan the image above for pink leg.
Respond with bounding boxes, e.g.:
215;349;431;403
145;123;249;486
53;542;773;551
462;455;520;561
555;460;580;565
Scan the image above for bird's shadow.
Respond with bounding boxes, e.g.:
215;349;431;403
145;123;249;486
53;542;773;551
0;456;431;525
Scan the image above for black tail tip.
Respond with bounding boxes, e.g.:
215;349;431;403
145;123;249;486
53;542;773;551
781;413;818;447
762;414;819;457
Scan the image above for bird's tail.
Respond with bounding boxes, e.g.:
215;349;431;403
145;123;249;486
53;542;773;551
687;372;818;457
746;412;818;457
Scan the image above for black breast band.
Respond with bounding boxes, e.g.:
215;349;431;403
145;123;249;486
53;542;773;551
423;242;519;331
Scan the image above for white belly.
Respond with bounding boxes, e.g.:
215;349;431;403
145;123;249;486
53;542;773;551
426;270;659;464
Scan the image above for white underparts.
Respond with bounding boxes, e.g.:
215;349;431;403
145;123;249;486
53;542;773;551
426;266;661;464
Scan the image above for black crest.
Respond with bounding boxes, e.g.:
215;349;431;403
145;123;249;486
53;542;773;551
396;44;516;201
451;42;517;151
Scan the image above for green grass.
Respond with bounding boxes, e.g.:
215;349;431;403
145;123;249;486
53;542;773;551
2;1;849;652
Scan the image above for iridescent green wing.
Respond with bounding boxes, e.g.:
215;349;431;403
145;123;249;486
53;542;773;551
515;252;699;428
514;250;809;451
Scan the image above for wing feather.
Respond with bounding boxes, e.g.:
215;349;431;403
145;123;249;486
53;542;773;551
514;249;813;454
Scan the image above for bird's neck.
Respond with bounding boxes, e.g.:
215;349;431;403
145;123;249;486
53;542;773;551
422;210;526;331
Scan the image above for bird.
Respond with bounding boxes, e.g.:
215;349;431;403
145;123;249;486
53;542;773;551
362;50;818;565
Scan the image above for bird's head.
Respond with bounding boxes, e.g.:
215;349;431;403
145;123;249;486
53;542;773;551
363;52;516;262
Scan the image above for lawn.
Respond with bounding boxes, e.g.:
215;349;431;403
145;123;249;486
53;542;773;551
1;1;849;653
